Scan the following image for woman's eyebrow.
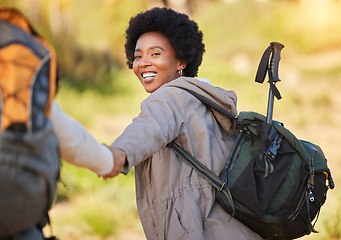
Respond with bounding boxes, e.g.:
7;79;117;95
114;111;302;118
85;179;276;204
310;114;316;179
150;46;165;51
135;46;165;52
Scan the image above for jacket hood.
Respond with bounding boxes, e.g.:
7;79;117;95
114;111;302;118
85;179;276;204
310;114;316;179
165;77;237;136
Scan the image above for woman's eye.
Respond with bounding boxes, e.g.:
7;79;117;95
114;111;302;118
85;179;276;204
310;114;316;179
134;55;141;60
151;52;160;56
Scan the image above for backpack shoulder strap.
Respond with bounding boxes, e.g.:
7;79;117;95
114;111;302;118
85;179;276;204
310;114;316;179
166;140;235;215
166;86;240;215
166;85;236;190
167;141;226;191
0;5;37;35
174;86;237;119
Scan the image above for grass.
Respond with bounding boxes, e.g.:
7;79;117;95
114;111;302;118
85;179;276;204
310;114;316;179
50;162;141;239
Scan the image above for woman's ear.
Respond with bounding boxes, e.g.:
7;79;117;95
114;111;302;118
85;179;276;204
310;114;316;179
177;62;187;71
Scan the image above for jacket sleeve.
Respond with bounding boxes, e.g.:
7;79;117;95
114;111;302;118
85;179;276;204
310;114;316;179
112;87;188;173
50;101;113;176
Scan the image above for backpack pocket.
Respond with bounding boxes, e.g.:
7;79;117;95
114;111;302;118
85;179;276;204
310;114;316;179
0;125;59;237
230;138;297;217
0;156;48;237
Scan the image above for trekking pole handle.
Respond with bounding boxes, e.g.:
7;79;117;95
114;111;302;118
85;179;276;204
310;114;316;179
269;42;284;82
266;42;284;124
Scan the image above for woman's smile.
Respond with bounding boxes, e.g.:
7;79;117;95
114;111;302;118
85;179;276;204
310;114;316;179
141;71;158;83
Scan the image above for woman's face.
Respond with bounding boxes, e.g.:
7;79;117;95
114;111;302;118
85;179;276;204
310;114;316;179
133;32;185;93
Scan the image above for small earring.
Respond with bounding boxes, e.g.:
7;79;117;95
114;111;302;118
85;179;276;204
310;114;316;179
178;69;183;76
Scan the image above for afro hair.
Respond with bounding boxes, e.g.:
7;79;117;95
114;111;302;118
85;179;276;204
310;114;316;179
125;7;205;77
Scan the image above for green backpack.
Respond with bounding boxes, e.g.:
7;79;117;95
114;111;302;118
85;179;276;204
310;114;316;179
169;97;334;240
168;42;334;240
220;111;333;239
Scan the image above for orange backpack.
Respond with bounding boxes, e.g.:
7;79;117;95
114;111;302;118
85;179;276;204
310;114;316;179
0;5;58;132
0;5;60;238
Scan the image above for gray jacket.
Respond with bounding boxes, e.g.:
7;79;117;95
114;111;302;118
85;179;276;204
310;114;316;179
113;77;263;240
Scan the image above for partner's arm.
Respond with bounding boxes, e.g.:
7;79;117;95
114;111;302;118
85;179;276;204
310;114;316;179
50;101;113;176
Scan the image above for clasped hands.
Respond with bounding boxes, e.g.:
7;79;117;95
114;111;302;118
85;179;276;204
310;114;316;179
100;145;127;180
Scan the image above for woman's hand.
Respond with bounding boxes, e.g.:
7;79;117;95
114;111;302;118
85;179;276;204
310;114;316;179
102;146;127;179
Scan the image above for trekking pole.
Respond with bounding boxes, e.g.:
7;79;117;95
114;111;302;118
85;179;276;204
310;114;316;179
266;42;284;124
255;42;285;124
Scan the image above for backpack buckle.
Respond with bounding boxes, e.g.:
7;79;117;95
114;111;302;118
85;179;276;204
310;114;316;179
263;134;283;177
218;182;226;192
265;134;283;162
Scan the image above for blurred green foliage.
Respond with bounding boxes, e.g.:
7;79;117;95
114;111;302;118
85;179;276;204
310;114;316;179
2;0;341;95
1;0;341;239
53;162;140;239
1;0;148;94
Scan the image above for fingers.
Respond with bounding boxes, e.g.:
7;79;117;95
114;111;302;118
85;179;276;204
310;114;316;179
100;146;127;180
112;147;127;175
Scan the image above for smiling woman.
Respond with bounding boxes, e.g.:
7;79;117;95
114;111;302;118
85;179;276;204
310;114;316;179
133;32;185;93
103;7;263;240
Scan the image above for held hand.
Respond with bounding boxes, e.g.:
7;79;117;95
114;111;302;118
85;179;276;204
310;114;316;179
102;146;127;179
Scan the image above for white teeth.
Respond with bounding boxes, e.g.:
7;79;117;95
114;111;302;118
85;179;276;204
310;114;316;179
142;72;157;79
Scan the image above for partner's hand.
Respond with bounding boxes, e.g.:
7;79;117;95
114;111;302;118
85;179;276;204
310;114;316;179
102;146;127;179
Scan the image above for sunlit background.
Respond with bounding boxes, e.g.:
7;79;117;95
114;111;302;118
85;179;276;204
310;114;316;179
1;0;340;239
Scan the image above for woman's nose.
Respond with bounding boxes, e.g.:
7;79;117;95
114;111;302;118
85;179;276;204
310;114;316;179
139;56;152;68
